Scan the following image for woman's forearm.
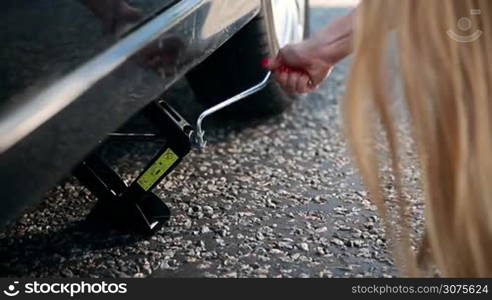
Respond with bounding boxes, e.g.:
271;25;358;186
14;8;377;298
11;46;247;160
307;8;356;64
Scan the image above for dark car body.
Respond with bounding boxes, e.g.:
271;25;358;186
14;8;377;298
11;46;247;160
0;0;263;225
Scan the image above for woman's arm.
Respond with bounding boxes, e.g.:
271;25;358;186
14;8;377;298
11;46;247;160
265;7;357;94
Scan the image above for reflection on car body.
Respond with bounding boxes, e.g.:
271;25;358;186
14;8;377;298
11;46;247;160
0;0;261;225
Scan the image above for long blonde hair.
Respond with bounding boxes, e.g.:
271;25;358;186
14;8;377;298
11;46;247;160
344;0;492;276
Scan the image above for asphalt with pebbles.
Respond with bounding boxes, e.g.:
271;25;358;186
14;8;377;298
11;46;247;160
0;5;405;278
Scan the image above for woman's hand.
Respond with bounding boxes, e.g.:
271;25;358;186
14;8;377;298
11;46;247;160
264;9;356;94
264;41;334;94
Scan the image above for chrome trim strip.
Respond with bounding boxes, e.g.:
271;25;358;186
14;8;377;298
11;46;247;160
0;0;205;153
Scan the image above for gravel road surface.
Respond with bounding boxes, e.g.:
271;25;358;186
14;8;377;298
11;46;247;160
0;3;406;278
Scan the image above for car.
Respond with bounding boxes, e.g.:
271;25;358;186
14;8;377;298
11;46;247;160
0;0;309;231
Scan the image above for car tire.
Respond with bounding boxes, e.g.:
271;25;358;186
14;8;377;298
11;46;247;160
186;0;310;118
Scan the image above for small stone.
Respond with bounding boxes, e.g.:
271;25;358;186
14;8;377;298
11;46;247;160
207;184;218;192
61;269;73;277
299;242;309;252
269;249;283;255
184;219;192;229
201;226;211;234
331;238;344;247
224;271;237;278
203;206;214;216
291;253;301;260
215;238;226;247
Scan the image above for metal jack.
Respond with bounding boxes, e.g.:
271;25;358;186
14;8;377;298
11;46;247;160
76;71;272;234
75;101;192;234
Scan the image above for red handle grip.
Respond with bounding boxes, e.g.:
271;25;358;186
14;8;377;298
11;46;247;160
261;58;308;75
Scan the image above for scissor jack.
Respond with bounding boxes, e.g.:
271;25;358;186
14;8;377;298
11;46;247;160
75;100;192;234
75;72;272;234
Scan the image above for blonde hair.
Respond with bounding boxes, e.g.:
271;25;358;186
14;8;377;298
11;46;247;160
344;0;492;276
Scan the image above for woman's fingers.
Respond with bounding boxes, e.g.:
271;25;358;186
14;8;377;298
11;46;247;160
296;74;311;94
275;70;289;91
275;70;316;94
287;72;300;94
264;52;317;94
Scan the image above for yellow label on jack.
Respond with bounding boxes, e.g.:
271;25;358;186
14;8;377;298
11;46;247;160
137;148;179;191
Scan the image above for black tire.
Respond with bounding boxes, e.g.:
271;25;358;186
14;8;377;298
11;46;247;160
186;0;310;118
